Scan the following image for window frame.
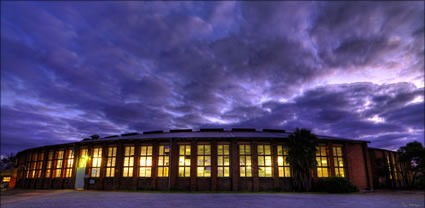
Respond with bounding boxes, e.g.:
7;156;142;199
29;153;38;178
45;151;54;178
90;147;102;178
64;149;74;178
239;144;252;177
316;144;329;178
79;148;88;168
217;144;230;177
332;145;345;177
277;145;291;177
197;144;211;177
122;145;135;177
105;146;117;178
139;145;153;177
53;150;65;178
157;144;170;177
257;144;273;177
35;152;44;178
178;144;191;177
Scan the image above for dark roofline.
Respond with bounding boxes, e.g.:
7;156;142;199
16;128;373;155
368;147;397;153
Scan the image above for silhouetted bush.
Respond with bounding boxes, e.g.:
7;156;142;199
414;175;425;190
316;177;359;193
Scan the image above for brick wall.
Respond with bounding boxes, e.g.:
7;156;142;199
15;137;387;192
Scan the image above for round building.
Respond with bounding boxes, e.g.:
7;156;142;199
15;128;406;191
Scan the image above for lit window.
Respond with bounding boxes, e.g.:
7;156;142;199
25;153;31;178
123;146;134;177
35;153;44;178
105;147;117;177
79;148;88;168
157;145;170;177
316;145;329;177
30;153;38;178
387;154;393;180
333;145;345;177
197;144;211;177
139;146;153;177
391;154;398;180
178;144;191;177
91;148;102;177
64;150;74;178
45;151;54;178
277;145;291;177
239;144;252;177
217;144;230;177
54;150;64;178
2;177;11;183
258;145;273;177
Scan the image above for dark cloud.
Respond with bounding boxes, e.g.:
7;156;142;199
1;2;423;154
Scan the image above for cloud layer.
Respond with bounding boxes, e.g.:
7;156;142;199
1;2;424;154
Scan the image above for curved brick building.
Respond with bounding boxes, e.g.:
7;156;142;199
14;128;407;191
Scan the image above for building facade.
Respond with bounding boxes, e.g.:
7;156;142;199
14;128;405;191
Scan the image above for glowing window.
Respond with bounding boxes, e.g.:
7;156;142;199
45;151;54;178
64;150;74;178
2;177;11;183
197;144;211;177
30;153;37;178
316;145;329;177
157;145;170;177
387;154;393;180
277;145;291;177
239;144;252;177
35;152;44;178
178;144;191;177
123;146;135;177
79;148;88;168
90;148;102;177
25;153;31;178
333;145;345;177
105;146;117;177
139;146;153;177
217;144;230;177
54;150;64;178
258;145;273;177
391;154;398;180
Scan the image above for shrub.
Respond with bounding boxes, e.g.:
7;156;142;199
414;175;425;190
316;177;359;193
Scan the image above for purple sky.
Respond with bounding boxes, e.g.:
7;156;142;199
1;2;424;155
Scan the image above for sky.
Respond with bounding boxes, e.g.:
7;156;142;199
1;1;424;155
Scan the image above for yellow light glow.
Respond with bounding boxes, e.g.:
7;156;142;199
2;177;11;182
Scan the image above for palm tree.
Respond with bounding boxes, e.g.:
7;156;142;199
287;128;318;192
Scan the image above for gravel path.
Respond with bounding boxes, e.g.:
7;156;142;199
1;190;424;208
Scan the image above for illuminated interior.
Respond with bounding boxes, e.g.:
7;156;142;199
79;148;88;168
157;145;170;177
239;144;252;177
277;145;291;177
258;145;272;177
122;146;134;177
139;145;153;177
316;145;329;177
333;145;345;177
178;144;191;177
54;150;64;178
91;148;102;177
2;177;11;183
45;151;53;178
197;144;211;177
217;144;230;177
106;146;117;177
65;150;74;178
